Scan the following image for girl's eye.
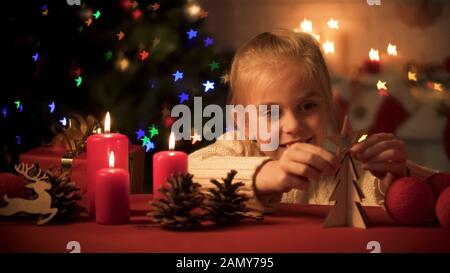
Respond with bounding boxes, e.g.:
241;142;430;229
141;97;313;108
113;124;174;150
299;102;318;112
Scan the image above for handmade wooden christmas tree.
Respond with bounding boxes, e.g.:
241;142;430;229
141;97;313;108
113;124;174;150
323;115;370;229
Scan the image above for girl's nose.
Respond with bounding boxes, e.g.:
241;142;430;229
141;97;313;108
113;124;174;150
281;111;301;135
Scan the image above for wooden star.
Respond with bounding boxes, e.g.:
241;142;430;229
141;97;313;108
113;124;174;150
328;115;366;155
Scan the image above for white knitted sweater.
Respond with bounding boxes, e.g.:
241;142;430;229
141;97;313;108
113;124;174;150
188;131;385;213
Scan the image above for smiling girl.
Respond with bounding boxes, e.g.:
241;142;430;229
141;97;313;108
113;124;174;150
188;29;438;213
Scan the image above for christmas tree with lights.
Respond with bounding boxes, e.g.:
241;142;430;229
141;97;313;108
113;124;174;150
2;1;232;191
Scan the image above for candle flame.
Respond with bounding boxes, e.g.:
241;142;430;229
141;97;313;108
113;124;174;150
300;19;313;33
322;41;335;54
104;112;111;133
376;80;387;90
169;132;175;150
387;43;397;56
327;18;339;29
109;151;115;168
369;48;379;61
293;19;319;41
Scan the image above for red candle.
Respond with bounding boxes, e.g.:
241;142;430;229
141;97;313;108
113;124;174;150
87;112;128;215
95;151;130;225
363;48;381;74
153;132;188;199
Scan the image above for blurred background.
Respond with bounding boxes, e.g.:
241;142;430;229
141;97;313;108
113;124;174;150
1;0;449;194
201;0;450;172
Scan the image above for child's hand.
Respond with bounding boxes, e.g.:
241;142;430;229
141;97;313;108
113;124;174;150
350;133;407;179
255;143;341;193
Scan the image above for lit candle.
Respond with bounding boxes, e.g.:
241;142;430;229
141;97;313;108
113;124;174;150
95;151;130;225
385;43;402;72
87;112;128;215
364;48;381;74
152;132;188;199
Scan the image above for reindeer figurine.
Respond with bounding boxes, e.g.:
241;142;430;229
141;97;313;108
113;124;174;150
0;164;58;225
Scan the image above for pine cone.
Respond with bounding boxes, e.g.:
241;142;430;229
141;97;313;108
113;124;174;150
149;173;204;230
204;170;263;225
21;164;85;223
46;168;85;222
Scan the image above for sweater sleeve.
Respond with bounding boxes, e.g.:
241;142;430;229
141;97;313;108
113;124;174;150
188;134;282;213
280;160;387;206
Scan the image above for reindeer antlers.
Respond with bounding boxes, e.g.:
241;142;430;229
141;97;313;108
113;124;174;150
14;163;49;183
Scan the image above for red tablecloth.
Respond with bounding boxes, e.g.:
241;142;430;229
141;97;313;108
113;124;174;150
1;194;449;253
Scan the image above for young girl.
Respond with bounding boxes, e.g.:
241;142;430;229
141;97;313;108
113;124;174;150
188;29;438;213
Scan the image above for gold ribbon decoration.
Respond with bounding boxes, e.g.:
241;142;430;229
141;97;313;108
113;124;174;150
51;114;100;157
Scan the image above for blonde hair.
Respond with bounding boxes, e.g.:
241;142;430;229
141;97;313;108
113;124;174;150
228;29;338;133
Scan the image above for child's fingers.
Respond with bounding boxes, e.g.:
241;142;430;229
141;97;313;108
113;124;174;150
284;149;334;176
362;149;406;164
362;162;406;177
290;143;339;172
356;139;405;162
284;173;309;191
351;133;395;154
279;159;322;181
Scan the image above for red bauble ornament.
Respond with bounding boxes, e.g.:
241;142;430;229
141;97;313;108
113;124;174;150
435;187;450;228
0;173;29;207
385;177;435;225
426;173;450;200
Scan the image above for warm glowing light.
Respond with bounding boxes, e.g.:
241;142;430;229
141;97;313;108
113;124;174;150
387;43;397;56
191;130;202;144
187;4;201;17
169;132;175;150
104;112;111;133
299;19;313;33
323;41;335;54
327;19;339;29
369;48;380;61
109;151;115;168
433;82;443;92
376;80;387;90
408;71;417;82
119;58;129;71
358;134;368;143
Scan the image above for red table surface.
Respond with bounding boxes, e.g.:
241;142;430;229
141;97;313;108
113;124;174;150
0;194;449;253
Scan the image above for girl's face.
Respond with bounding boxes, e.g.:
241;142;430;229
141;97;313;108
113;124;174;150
244;62;329;159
